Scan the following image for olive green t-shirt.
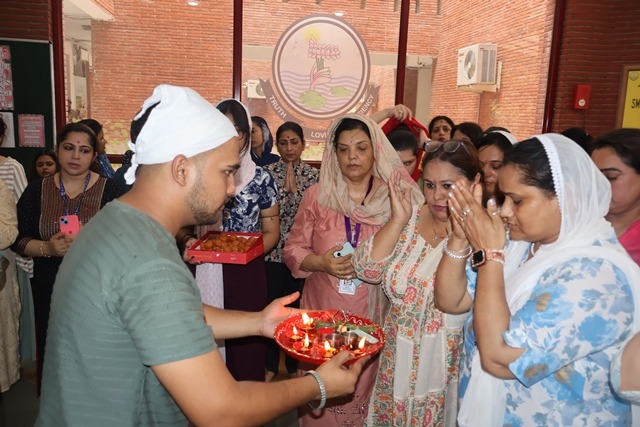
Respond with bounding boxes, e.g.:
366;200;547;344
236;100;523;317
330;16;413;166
36;200;216;426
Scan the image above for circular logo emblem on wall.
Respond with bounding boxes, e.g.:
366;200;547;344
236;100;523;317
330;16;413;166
272;14;370;120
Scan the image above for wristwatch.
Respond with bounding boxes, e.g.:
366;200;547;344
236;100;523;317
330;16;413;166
471;249;505;268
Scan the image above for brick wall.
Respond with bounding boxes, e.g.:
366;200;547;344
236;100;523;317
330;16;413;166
91;0;443;153
429;0;555;140
89;0;235;150
0;0;52;41
6;0;638;151
94;0;114;15
551;0;640;137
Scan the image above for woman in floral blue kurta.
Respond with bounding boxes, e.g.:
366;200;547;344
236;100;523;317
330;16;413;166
459;246;635;426
437;134;640;426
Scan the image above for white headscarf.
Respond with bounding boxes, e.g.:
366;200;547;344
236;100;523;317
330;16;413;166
124;84;238;185
459;133;640;426
318;113;424;226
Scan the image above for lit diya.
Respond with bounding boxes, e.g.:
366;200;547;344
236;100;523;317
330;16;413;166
298;312;316;332
288;325;303;342
323;340;339;358
273;311;386;366
293;333;312;353
321;333;343;358
343;331;368;355
351;337;367;355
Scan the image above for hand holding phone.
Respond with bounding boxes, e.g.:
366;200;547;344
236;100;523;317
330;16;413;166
59;215;81;236
333;241;355;258
333;242;361;288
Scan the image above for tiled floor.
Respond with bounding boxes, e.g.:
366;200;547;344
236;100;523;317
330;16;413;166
0;363;38;427
1;362;297;427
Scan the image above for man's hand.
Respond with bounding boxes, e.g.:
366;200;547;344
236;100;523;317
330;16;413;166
259;292;300;338
315;351;370;398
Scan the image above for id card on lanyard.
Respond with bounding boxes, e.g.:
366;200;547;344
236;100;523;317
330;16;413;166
338;176;373;295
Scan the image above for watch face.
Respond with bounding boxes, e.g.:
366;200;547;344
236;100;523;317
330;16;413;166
471;250;485;268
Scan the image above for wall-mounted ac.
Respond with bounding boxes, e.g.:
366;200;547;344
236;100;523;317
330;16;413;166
457;44;498;90
245;80;266;99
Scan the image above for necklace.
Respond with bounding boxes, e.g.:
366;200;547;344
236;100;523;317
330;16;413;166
431;224;447;245
59;172;92;216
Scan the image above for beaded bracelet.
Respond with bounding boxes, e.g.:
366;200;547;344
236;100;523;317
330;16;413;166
39;241;51;258
443;236;472;260
304;370;327;410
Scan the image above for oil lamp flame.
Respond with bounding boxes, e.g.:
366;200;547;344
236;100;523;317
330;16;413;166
324;340;330;351
301;313;311;325
293;325;298;335
304;333;310;348
358;337;366;350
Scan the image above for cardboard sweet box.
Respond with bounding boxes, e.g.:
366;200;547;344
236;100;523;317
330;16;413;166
187;231;264;265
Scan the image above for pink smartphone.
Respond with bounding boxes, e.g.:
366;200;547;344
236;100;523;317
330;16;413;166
59;215;80;236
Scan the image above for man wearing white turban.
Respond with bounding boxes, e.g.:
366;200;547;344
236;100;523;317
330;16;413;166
35;85;367;427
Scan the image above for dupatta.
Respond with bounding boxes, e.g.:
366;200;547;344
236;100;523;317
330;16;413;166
458;133;640;426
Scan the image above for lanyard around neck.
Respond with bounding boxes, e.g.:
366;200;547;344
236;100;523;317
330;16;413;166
344;175;374;248
59;172;91;216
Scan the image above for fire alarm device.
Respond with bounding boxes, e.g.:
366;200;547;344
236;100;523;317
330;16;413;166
572;85;592;110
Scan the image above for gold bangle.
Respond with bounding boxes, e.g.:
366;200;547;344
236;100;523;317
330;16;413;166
39;242;51;258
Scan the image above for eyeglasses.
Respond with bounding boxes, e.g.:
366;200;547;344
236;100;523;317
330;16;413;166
425;140;470;154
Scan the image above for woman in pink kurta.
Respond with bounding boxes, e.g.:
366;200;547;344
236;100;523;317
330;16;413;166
590;129;640;265
284;114;422;427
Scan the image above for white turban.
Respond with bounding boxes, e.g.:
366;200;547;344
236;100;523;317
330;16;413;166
124;84;238;184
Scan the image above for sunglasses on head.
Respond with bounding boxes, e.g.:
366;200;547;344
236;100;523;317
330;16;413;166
425;140;470;153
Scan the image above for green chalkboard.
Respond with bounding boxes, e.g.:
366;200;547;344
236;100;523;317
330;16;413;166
0;39;55;172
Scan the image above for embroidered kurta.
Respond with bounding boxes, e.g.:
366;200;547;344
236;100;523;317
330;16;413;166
354;206;466;427
0;181;20;392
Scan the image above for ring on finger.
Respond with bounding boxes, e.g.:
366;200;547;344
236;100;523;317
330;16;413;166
462;208;472;217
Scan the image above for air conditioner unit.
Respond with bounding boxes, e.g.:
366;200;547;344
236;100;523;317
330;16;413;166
457;44;497;87
245;80;266;99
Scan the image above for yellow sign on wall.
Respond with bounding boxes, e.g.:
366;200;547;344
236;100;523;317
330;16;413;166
620;67;640;129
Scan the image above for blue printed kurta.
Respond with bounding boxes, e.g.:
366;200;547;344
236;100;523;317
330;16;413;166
461;236;635;426
223;166;278;232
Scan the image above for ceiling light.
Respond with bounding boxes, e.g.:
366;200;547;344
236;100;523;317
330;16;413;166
187;0;199;6
334;11;345;17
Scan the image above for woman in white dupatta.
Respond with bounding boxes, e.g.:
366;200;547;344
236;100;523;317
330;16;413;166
435;134;640;426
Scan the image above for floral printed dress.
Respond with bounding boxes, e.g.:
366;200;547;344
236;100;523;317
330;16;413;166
354;206;467;427
460;236;635;426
